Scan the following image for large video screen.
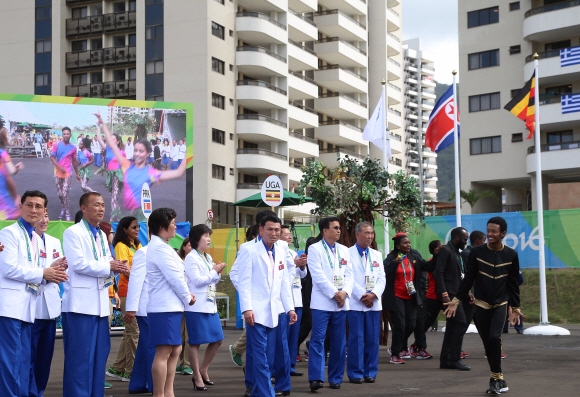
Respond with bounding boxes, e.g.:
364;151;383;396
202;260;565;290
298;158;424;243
0;94;193;222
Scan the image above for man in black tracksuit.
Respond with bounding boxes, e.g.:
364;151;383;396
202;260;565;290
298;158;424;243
434;227;471;371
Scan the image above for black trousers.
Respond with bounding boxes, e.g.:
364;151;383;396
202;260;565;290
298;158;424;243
463;300;477;328
476;305;507;374
389;297;417;357
440;297;468;363
297;304;312;349
413;297;441;349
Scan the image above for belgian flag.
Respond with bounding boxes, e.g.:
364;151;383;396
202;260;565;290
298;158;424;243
504;71;536;139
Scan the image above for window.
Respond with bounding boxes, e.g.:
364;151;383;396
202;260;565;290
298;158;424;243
212;93;225;109
36;39;51;53
145;95;164;101
146;25;163;40
113;69;126;81
211;199;234;225
36;5;51;20
470;136;502;155
129;1;137;11
212;57;225;74
129;68;137;80
71;7;87;19
113;2;126;13
91;38;103;49
35;73;50;87
509;45;521;55
146;60;164;74
72;73;88;86
113;35;126;47
145;0;163;4
215;0;225;4
469;92;501;112
468;49;499;70
509;2;520;11
512;133;523;142
212;128;225;144
467;6;499;28
545;40;571;52
91;72;103;83
212;164;226;180
71;40;87;52
545;85;572;95
547;130;573;144
212;22;225;39
510;89;521;98
129;34;137;46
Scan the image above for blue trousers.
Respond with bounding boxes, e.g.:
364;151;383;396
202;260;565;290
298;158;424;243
62;313;110;397
267;313;291;392
129;316;155;393
93;153;102;167
29;319;57;397
288;307;302;372
346;311;380;380
246;323;276;397
0;317;32;397
308;310;346;384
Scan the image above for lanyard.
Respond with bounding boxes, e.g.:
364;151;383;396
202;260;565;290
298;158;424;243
401;256;413;281
196;250;213;272
458;254;465;274
359;247;374;273
83;219;107;261
322;241;341;270
17;220;39;266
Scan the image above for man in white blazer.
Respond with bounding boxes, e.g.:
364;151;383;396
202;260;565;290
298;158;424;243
236;215;297;397
307;216;353;392
0;190;68;397
30;212;68;397
124;245;153;394
61;192;129;397
346;222;386;384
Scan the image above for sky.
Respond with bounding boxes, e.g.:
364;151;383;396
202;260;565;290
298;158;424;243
402;0;459;84
0;101;109;129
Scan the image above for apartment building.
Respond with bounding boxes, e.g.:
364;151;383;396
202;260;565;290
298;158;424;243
0;0;415;226
458;1;580;213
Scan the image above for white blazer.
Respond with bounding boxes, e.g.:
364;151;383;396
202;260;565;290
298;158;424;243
146;235;191;313
0;223;44;323
236;241;294;328
36;233;64;320
184;251;221;314
126;246;148;316
348;245;386;312
62;221;114;317
308;240;353;312
289;249;307;308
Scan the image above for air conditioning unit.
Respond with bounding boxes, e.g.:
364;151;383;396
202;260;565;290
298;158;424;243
105;14;115;27
104;48;114;61
104;83;115;96
91;85;102;97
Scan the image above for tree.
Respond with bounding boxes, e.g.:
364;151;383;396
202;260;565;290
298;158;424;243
297;155;424;247
449;188;498;211
114;113;157;141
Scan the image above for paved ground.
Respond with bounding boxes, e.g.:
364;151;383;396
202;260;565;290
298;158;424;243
42;322;580;396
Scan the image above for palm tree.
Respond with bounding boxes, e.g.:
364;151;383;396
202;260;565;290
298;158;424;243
449;189;498;211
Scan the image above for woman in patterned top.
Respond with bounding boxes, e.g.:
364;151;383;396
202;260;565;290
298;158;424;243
0;128;23;219
77;138;95;193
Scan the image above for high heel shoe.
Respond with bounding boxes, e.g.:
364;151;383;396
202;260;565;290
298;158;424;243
202;377;214;386
192;378;207;391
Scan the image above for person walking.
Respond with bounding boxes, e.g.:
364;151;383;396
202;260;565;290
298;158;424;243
50;127;80;220
0;127;24;220
77;137;95;193
94;124;125;221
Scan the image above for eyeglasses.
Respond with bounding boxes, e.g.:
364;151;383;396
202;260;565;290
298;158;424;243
24;203;45;211
130;225;140;230
331;226;341;231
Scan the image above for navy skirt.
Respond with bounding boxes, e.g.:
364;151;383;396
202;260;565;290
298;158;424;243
184;312;224;345
147;312;183;346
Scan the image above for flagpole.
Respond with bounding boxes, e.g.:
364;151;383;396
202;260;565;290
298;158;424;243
524;54;569;336
452;70;461;227
382;79;389;255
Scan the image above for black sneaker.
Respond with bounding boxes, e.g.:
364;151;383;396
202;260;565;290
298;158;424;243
498;379;509;393
486;378;501;395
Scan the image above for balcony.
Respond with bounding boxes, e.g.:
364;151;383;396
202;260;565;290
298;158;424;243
421;88;436;99
314;9;367;42
317;0;367;16
288;9;318;42
236;148;288;175
534;96;580;130
420;76;436;87
288;40;318;71
288;71;318;100
288;101;319;129
288;0;317;13
524;46;580;86
66;0;100;4
387;31;400;56
318;147;365;166
236;45;287;77
387;82;402;105
387;57;401;81
314;64;367;94
236;11;287;46
390;133;403;154
387;7;401;32
421;100;435;110
287;162;304;184
236;80;288;110
315;92;368;119
289;131;319;158
526;140;580;176
524;1;580;42
314;37;367;68
236;114;288;142
65;45;136;71
387;108;402;129
421;64;435;75
66;11;136;38
237;0;287;12
65;80;136;99
316;120;365;146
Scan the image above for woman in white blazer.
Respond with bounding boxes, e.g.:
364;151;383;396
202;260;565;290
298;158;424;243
145;208;195;397
183;224;226;391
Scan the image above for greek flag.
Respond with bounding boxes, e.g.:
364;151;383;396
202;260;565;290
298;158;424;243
560;47;580;67
562;94;580;114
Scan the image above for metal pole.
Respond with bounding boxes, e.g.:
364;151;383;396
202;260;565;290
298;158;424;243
452;70;461;227
382;80;389;254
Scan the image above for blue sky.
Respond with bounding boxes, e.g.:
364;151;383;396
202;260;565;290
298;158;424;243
0;101;108;128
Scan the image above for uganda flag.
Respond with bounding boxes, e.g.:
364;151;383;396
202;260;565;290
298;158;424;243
504;71;536;139
266;190;281;202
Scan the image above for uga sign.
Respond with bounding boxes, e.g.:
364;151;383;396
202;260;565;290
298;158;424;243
261;175;284;207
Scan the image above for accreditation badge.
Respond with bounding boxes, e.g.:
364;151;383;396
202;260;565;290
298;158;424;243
27;283;40;295
334;275;344;290
99;276;114;290
365;275;375;292
207;285;216;303
293;274;301;288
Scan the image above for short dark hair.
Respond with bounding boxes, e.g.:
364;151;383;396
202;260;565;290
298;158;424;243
487;216;507;233
450;227;467;239
260;214;281;228
319;216;340;232
136;139;152;154
179;237;190;260
74;210;83;224
255;210;276;226
245;224;258;242
469;230;486;245
21;190;47;207
305;236;318;254
428;239;442;255
149;208;177;236
62;127;71;133
79;192;102;208
281;224;290;231
113;216;140;248
189;224;213;250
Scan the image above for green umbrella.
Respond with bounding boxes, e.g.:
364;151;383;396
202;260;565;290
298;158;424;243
232;190;313;208
17;122;30;126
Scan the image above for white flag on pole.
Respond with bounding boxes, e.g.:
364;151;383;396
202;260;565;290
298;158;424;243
362;90;392;159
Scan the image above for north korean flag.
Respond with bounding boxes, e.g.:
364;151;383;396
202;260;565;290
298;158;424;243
424;86;460;153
